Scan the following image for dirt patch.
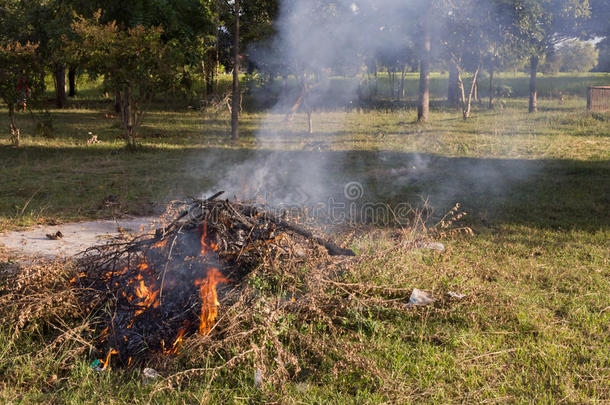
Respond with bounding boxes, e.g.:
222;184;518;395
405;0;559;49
0;217;159;258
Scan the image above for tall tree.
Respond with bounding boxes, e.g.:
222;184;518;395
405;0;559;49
0;1;43;145
0;41;43;146
72;14;185;148
21;0;76;108
71;0;216;99
506;0;590;112
585;0;610;71
415;0;444;122
558;40;599;72
441;0;516;115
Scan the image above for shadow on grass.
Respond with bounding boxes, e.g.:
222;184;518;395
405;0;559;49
0;144;608;232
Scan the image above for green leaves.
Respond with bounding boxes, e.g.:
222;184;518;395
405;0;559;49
0;41;42;106
71;16;177;96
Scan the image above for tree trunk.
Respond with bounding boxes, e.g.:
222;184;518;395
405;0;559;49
529;55;538;113
40;70;46;93
463;65;480;119
307;110;313;134
390;69;396;100
8;105;20;146
488;69;494;109
206;60;214;96
55;64;67;108
282;75;288;98
201;60;207;96
474;77;480;104
285;92;304;121
373;65;378;97
68;67;76;97
392;69;399;101
417;19;431;122
121;85;134;147
215;36;220;94
457;70;466;110
215;1;221;94
400;67;406;100
231;0;240;141
114;92;121;113
448;63;459;107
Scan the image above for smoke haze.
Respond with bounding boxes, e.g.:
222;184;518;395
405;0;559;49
205;0;536;221
210;0;418;205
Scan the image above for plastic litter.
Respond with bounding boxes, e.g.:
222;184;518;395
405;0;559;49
406;288;435;307
421;242;445;251
254;369;263;387
90;359;103;371
143;368;161;380
448;291;467;299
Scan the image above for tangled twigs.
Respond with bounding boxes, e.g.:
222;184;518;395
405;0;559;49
67;195;356;363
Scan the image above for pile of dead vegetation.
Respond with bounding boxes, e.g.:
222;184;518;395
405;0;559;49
0;195;470;395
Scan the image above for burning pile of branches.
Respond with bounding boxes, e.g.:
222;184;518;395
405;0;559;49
70;192;356;368
0;194;471;394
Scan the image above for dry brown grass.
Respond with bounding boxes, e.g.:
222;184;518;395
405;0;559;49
0;256;95;377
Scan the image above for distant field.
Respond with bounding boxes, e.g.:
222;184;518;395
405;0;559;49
0;74;608;229
365;71;610;99
248;72;610;107
0;73;608;403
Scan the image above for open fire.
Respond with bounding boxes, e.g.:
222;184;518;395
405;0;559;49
195;268;229;335
71;193;354;367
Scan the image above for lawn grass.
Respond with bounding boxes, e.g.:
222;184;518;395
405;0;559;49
0;73;609;403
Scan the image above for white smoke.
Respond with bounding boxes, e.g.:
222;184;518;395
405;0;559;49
209;0;418;206
204;0;535;225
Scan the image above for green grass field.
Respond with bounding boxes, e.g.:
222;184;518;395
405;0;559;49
0;73;609;403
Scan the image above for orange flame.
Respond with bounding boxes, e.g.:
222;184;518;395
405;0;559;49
164;327;187;355
194;268;229;335
99;348;118;370
134;279;160;316
100;326;109;341
101;267;127;281
122;261;160;317
200;221;219;255
154;239;168;248
69;272;86;284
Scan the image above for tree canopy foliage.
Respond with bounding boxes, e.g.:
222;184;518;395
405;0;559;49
72;13;185;148
0;40;42;146
0;0;604;143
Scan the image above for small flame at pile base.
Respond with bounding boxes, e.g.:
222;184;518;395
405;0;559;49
98;348;118;370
